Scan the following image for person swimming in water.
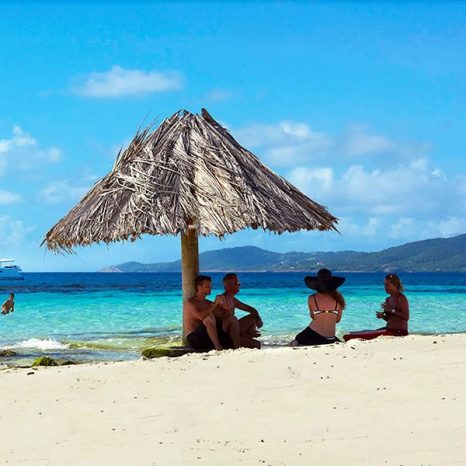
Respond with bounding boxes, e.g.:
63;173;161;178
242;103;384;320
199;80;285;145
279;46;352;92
1;293;15;315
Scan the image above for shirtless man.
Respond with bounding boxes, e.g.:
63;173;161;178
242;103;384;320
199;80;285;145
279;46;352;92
1;293;14;315
184;275;240;351
221;273;263;349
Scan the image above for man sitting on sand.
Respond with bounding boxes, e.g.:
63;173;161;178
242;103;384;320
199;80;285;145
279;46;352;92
220;273;263;349
184;275;240;351
1;293;15;315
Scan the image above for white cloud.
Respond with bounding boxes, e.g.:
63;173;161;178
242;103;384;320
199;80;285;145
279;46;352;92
0;190;21;205
433;216;466;237
39;179;90;204
248;119;454;233
341;124;429;158
288;157;465;221
0;126;35;154
234;116;464;242
0;126;62;176
339;217;383;238
287;166;333;191
235;121;333;166
343;128;394;156
0;215;35;247
205;89;233;102
456;174;466;200
234;120;429;167
335;215;466;245
46;147;62;162
72;66;184;98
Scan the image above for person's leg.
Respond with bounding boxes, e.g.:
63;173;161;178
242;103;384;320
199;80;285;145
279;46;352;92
294;327;332;346
343;329;389;342
222;315;240;349
238;315;260;338
294;326;314;345
202;314;223;350
187;324;214;351
386;329;408;337
240;335;261;349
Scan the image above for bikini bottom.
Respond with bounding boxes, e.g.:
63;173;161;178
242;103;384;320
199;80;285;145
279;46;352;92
295;326;340;346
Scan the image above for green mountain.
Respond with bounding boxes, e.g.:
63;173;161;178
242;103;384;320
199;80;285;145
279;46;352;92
100;234;466;273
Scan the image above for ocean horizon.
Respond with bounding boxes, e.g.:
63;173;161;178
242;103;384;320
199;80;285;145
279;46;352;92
1;271;465;366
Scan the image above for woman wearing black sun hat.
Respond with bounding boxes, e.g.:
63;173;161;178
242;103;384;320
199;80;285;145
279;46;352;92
289;269;346;346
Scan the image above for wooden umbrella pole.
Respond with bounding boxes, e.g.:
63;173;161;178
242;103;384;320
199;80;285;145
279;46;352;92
181;227;199;344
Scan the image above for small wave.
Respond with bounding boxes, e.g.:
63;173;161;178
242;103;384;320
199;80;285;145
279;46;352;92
3;338;70;351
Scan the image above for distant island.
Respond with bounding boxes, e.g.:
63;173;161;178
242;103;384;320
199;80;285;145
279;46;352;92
100;233;466;273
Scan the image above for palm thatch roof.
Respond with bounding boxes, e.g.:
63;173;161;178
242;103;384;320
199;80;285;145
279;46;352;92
43;109;338;252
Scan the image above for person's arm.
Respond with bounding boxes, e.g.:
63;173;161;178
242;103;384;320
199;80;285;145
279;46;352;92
186;296;224;321
234;299;263;327
376;311;389;321
308;295;316;321
336;306;343;323
376;298;390;320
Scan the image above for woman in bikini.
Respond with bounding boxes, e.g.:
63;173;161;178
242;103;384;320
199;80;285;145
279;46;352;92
343;273;409;341
375;274;409;335
290;269;346;346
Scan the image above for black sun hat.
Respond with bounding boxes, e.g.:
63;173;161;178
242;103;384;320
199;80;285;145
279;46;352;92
304;268;345;293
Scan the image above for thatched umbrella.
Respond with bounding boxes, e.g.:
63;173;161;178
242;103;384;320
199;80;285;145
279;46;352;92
43;108;338;338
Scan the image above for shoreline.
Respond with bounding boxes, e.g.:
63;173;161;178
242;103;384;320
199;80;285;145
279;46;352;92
1;334;465;465
2;330;466;369
2;330;466;368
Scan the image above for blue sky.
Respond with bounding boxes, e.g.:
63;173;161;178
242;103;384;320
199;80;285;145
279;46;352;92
1;1;465;271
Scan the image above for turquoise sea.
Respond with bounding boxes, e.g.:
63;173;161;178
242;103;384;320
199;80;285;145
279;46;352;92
1;272;465;366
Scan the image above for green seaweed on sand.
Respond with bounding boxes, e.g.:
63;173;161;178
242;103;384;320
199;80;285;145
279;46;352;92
141;347;172;359
141;346;193;358
32;356;58;367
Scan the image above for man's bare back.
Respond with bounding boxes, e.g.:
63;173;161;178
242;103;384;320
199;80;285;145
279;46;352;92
1;294;14;315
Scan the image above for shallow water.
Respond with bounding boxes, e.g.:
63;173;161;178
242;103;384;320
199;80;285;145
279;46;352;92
1;272;465;365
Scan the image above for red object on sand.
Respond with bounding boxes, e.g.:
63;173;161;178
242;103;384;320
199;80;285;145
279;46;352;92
343;329;408;342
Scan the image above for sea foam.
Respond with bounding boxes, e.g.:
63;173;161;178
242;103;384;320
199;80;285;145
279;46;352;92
4;338;70;351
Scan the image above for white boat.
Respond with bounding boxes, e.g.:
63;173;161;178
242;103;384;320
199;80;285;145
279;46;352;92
0;259;24;280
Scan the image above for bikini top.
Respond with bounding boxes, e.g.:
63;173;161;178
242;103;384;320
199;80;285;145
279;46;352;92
312;295;339;316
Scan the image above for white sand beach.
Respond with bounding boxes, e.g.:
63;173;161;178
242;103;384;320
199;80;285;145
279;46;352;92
1;334;465;466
